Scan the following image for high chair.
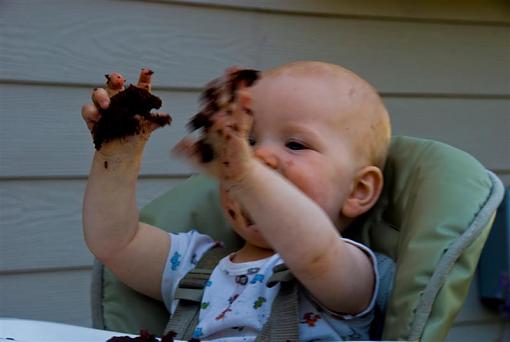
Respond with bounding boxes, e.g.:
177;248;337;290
91;136;504;341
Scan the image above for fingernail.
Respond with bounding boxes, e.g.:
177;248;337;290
100;100;109;109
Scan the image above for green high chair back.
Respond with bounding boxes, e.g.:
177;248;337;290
91;136;504;341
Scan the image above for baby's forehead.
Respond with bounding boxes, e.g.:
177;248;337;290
262;64;372;102
264;61;360;83
254;61;390;165
255;61;384;120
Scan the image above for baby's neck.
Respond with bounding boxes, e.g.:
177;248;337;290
231;242;275;263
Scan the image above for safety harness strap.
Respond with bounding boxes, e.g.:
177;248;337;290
164;246;227;340
256;264;299;342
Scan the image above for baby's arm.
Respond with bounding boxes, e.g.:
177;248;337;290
231;162;375;315
174;73;374;315
82;69;172;300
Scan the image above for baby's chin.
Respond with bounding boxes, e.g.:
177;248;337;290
232;211;273;249
236;209;259;236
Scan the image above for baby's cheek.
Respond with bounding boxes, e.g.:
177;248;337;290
284;159;295;169
287;167;334;212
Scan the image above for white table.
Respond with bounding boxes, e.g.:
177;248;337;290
0;318;154;342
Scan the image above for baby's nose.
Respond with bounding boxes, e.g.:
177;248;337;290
254;148;279;170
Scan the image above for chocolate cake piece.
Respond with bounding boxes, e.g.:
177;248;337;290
106;329;158;341
92;84;170;150
106;329;193;342
187;69;260;162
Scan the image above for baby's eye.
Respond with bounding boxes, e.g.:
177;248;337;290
248;136;257;146
286;140;307;151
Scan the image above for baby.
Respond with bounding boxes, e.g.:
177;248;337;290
82;61;393;341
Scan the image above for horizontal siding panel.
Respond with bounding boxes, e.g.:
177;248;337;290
385;97;510;171
0;269;92;327
1;1;509;95
0;177;185;272
256;14;510;96
167;0;510;24
1;84;508;177
0;0;259;89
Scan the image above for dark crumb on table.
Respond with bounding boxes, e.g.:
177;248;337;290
160;330;177;342
187;69;260;163
106;329;157;341
106;329;188;342
92;85;170;150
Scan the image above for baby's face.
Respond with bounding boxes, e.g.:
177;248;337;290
221;71;365;248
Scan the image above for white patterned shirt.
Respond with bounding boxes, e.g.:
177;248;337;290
161;230;394;341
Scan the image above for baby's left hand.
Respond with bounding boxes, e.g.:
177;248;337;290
173;69;260;185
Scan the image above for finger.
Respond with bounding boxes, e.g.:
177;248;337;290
104;72;126;97
146;111;173;133
92;87;110;110
137;68;154;92
172;137;204;165
233;89;254;136
223;68;239;105
209;113;241;158
81;103;101;131
204;76;229;109
236;88;252;109
225;67;254;105
224;66;241;77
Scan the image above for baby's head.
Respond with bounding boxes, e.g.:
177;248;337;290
254;61;390;167
221;61;390;246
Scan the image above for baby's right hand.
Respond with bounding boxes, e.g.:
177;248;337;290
173;69;259;185
81;68;171;157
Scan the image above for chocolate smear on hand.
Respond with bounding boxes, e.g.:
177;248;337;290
92;84;170;150
187;69;260;162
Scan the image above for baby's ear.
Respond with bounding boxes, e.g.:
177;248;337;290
341;166;383;218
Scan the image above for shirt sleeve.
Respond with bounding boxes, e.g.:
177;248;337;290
306;238;388;320
161;230;216;313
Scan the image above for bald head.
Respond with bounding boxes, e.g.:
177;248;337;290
261;61;391;169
